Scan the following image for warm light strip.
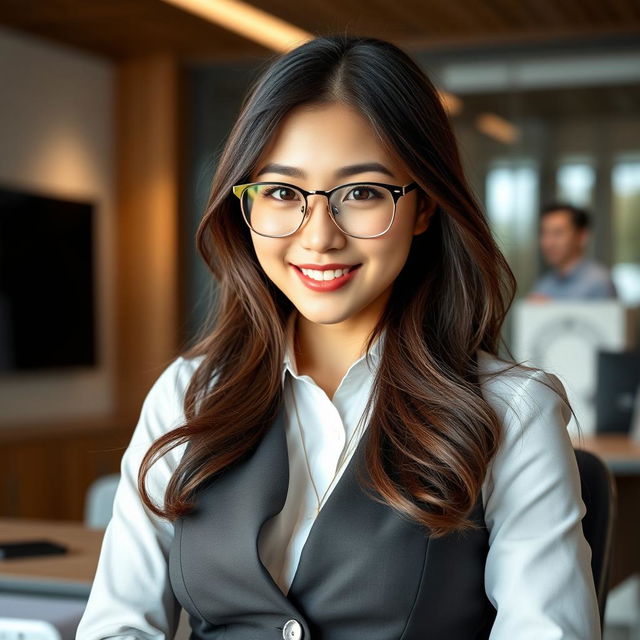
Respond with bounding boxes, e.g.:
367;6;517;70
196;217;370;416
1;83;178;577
160;0;313;52
438;90;462;116
475;112;520;145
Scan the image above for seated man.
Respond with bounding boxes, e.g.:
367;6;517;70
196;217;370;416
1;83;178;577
529;203;618;301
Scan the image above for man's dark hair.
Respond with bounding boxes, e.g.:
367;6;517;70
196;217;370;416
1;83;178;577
540;202;591;230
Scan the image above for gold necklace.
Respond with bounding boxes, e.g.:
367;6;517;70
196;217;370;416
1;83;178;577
288;380;368;516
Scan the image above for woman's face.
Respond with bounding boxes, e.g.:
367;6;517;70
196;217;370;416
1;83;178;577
248;101;433;328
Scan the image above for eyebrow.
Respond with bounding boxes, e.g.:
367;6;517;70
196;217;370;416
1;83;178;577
255;162;396;180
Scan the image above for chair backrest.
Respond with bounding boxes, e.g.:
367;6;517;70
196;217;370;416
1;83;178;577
574;448;616;627
0;618;61;640
0;592;88;640
84;473;120;529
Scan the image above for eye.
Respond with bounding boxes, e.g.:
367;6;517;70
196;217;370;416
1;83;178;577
262;185;300;201
344;185;382;201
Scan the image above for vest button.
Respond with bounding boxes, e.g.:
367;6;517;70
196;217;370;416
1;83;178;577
282;619;303;639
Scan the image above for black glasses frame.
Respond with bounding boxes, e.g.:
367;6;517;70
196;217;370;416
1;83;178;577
231;180;420;239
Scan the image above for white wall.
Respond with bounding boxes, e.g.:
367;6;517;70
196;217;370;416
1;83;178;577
0;26;115;424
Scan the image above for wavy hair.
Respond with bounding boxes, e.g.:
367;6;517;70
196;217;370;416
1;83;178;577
138;34;564;537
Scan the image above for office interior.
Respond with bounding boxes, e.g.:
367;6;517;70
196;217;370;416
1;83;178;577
0;1;640;638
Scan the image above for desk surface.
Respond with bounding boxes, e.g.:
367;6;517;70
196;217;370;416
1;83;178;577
572;434;640;474
0;518;103;597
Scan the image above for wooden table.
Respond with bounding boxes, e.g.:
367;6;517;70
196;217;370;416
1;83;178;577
572;434;640;589
0;518;103;597
574;434;640;475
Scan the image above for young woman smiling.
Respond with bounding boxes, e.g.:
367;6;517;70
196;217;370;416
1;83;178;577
77;35;600;640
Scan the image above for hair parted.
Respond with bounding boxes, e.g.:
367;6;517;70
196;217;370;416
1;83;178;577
138;34;564;537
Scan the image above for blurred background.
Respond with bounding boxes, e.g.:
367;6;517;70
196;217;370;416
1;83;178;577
0;1;640;638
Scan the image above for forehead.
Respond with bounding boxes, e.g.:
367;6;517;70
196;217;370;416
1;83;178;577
253;101;407;180
541;210;576;229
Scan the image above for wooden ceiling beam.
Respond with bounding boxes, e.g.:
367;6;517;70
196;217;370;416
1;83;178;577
1;0;638;63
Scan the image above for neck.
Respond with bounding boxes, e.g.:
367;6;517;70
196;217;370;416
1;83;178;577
293;298;386;399
557;252;584;275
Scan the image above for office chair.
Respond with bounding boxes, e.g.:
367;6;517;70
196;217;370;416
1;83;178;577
574;448;616;628
84;473;120;529
0;618;61;640
0;592;87;640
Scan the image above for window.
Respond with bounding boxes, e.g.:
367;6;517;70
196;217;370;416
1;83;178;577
556;160;595;208
486;161;539;295
612;156;640;304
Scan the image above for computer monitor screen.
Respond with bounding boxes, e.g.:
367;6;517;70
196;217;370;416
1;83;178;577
0;185;96;372
595;350;640;433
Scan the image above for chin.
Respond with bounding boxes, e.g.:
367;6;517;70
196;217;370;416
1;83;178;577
296;304;360;326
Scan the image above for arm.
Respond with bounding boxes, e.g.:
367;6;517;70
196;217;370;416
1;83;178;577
483;370;601;639
76;357;194;640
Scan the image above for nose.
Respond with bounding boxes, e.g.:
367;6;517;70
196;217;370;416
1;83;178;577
297;193;346;252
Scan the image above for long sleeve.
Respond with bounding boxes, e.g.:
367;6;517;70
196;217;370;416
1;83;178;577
482;369;601;639
76;357;194;640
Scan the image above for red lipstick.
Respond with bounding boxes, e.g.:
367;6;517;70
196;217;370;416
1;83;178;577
291;263;361;292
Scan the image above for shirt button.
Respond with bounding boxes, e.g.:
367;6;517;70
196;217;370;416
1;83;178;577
282;619;303;639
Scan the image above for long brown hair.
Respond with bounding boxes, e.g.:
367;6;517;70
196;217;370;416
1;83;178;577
138;35;562;537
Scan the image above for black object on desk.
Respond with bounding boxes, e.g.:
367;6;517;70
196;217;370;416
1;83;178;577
0;539;68;559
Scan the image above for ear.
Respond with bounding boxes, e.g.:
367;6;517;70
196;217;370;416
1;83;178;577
413;192;437;236
577;228;589;249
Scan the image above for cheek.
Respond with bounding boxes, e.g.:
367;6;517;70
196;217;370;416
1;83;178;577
365;229;415;279
250;237;288;279
384;214;420;263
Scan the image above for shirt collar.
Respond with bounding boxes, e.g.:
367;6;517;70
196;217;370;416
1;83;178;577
281;309;385;385
557;255;589;280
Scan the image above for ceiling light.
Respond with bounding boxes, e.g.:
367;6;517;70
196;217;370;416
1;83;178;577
438;90;463;116
160;0;313;53
475;113;520;145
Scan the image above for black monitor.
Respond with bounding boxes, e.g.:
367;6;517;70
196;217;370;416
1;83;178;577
0;185;96;372
595;349;640;434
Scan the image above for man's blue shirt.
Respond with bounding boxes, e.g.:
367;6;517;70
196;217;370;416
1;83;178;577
531;256;618;299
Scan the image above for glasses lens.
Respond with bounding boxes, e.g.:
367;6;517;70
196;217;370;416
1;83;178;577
329;184;394;237
241;183;305;236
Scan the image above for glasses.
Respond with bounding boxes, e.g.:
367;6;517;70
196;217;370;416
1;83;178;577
231;180;419;239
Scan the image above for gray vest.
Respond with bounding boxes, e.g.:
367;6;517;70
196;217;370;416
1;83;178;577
169;408;497;639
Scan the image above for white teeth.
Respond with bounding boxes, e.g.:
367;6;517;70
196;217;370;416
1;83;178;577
300;267;352;281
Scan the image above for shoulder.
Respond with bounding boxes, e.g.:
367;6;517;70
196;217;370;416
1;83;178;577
128;354;207;454
142;354;207;412
582;259;615;286
123;354;208;505
583;259;609;276
476;349;580;509
476;348;572;436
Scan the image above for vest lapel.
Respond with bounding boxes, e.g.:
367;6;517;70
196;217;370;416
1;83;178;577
171;406;305;624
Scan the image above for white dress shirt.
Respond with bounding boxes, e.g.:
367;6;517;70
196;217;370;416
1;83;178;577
76;311;601;639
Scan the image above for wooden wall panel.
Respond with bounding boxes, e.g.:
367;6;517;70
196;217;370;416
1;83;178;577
0;426;131;521
115;54;183;418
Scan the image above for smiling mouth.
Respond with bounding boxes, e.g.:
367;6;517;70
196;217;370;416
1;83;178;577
293;264;360;282
290;263;362;290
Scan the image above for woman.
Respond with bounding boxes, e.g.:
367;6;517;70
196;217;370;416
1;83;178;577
77;35;600;639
